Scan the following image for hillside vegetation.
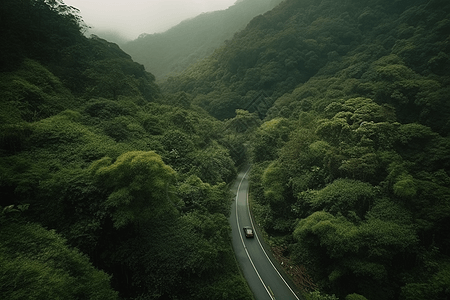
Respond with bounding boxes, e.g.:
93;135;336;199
164;0;450;299
1;0;450;299
163;0;450;125
122;0;283;79
0;1;251;299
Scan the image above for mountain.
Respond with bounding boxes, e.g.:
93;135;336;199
122;0;284;79
0;1;251;299
164;0;450;299
2;0;450;299
163;0;450;127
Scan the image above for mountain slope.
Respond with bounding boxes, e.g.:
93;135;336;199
122;0;283;79
162;0;450;126
163;0;450;299
0;1;252;299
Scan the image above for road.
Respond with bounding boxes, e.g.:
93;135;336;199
230;166;302;300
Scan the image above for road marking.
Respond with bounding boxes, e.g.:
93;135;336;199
235;167;275;300
244;168;301;300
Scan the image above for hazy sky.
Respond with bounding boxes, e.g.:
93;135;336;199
64;0;238;40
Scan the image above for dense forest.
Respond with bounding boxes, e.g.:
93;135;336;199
121;0;284;79
0;1;251;299
163;0;450;299
1;0;449;300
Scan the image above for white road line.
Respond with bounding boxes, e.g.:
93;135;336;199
245;167;301;300
235;167;274;300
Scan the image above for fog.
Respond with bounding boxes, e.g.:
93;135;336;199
64;0;238;41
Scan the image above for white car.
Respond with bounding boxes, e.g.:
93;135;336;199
243;226;254;238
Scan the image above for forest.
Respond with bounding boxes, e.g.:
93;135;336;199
1;0;449;300
0;1;249;299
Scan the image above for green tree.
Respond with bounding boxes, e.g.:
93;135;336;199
0;221;118;300
309;291;339;300
400;261;450;300
0;0;85;70
225;109;261;133
161;129;196;172
84;59;143;100
191;142;236;185
293;206;418;299
250;117;291;162
299;178;376;218
262;160;287;207
178;175;231;215
90;151;177;228
345;294;368;300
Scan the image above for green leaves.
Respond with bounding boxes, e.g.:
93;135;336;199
251;88;450;300
251;117;292;162
309;291;339;300
401;261;450;300
304;179;375;217
0;59;74;122
2;0;449;298
393;173;417;198
0;222;118;300
191;142;236;185
91;151;176;228
293;209;418;297
345;294;368;300
262;161;287;205
177;175;231;215
1;0;84;70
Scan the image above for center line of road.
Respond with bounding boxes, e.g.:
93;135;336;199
235;167;275;300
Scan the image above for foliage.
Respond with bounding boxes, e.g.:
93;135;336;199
255;95;450;299
0;1;252;299
250;117;292;162
308;291;339;300
2;0;450;299
199;1;450;297
400;260;450;300
163;0;450;131
90;151;177;228
345;294;368;300
0;59;77;124
0;0;85;71
0;221;118;300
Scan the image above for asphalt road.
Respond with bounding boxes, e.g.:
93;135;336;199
230;166;302;300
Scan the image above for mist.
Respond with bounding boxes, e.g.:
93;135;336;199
64;0;238;42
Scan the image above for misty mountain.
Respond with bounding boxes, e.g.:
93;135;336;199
121;0;284;79
163;0;450;128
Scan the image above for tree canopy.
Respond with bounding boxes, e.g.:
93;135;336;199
0;1;249;299
1;0;450;299
162;0;450;299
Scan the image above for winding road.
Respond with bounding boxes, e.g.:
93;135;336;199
230;166;302;300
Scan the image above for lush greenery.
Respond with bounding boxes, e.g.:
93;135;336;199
2;0;450;299
163;0;450;125
1;211;118;300
122;0;283;80
163;0;450;299
0;1;251;299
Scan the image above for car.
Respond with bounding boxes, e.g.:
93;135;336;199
243;226;254;238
